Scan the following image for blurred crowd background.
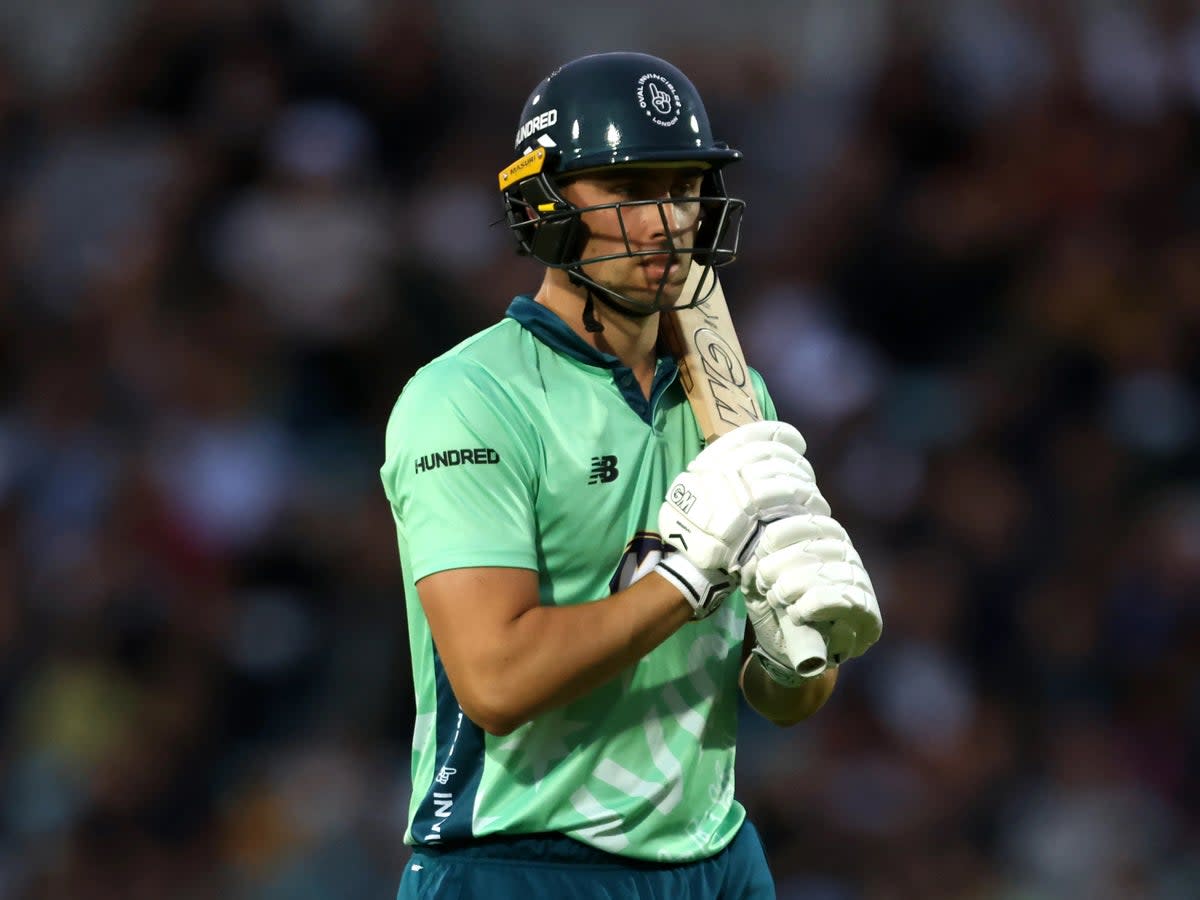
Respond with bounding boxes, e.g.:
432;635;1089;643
0;0;1198;897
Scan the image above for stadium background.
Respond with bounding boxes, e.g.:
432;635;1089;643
0;1;1198;897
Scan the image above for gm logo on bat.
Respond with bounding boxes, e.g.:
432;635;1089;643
693;327;748;390
691;325;760;427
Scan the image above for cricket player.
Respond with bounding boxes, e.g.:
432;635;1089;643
380;51;882;899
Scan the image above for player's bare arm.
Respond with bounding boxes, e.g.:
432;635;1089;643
417;566;692;736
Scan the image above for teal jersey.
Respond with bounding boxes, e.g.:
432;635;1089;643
380;296;778;863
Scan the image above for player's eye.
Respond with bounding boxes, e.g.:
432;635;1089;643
670;179;702;198
603;181;640;200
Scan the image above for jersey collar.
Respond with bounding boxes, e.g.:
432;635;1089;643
505;295;679;423
506;295;625;369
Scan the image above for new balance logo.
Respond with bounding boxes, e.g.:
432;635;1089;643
588;455;619;484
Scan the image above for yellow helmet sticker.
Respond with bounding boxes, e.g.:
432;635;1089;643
498;147;547;190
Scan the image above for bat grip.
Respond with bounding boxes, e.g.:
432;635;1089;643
779;618;828;679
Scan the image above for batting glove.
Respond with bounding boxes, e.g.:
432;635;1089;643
656;421;828;619
743;514;881;664
744;592;831;684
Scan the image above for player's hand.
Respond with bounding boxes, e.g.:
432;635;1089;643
656;421;827;619
742;514;881;663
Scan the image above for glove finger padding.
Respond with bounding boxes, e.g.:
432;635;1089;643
813;600;880;663
741;521;836;585
753;541;857;593
753;420;810;456
747;511;883;662
661;459;832;573
782;582;881;659
775;560;873;617
756;514;850;555
733;458;829;520
690;433;831;519
691;438;812;478
778;579;854;622
824;620;857;666
842;584;882;653
691;420;809;467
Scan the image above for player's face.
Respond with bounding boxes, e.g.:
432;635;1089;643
557;166;705;305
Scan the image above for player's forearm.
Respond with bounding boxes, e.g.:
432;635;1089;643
739;654;837;726
471;574;693;735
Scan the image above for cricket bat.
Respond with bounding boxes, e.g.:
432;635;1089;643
662;263;829;678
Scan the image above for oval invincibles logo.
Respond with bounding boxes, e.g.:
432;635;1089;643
637;73;680;127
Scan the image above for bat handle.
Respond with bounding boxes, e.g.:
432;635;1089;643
779;618;828;679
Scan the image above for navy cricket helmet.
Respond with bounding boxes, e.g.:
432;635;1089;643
498;51;745;314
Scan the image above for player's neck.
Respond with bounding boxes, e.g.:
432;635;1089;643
534;279;659;385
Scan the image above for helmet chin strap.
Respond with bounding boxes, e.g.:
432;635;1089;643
582;290;604;333
567;269;663;337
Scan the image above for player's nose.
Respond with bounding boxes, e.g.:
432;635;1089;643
631;195;698;243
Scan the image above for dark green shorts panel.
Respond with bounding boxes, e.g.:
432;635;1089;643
396;822;774;900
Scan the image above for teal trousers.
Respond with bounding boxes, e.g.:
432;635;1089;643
396;821;774;899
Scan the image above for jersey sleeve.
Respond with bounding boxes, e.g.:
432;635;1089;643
380;359;541;581
748;366;779;421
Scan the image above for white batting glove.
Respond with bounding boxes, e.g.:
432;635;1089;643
743;514;882;664
657;421;829;619
686;420;830;519
654;552;735;620
659;421;829;571
744;593;828;685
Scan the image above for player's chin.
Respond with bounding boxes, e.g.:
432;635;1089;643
628;278;684;308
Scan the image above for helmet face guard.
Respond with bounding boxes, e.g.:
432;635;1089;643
500;153;744;313
498;52;746;314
